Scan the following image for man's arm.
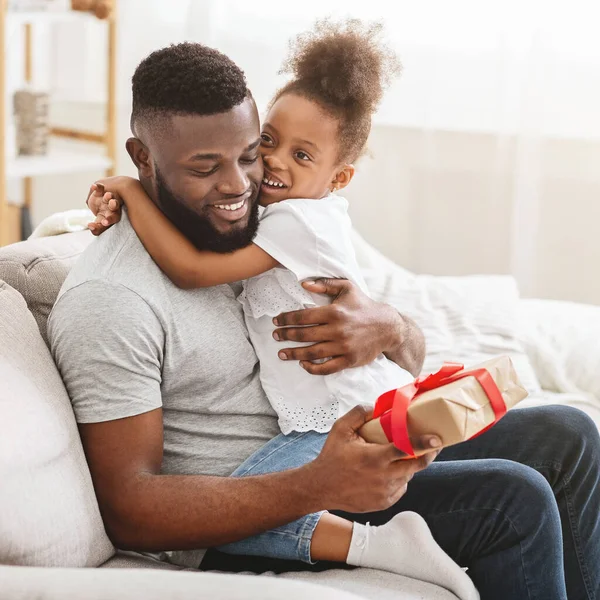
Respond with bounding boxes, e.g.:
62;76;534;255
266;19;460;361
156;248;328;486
50;280;437;552
272;278;426;377
79;405;437;551
380;307;426;377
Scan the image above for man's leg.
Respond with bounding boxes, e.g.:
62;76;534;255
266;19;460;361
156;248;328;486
202;446;569;599
342;457;567;599
204;406;600;600
341;405;600;600
437;405;600;600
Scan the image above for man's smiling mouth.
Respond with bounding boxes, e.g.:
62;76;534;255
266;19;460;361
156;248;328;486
210;197;249;222
214;198;247;211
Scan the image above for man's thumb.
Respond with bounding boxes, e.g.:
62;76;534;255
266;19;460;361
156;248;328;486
334;404;373;433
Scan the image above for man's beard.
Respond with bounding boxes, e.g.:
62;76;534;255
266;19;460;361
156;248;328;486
154;168;260;253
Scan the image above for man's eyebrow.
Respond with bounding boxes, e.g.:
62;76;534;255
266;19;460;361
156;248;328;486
188;139;261;162
189;152;222;161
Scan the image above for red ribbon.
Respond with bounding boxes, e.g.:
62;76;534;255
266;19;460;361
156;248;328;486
373;362;507;457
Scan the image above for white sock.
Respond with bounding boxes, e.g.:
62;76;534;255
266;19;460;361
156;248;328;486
346;512;479;600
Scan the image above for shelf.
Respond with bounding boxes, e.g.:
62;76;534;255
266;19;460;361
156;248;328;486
7;151;112;178
6;10;100;26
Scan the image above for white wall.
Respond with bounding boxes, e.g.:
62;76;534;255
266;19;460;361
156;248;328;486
5;1;600;306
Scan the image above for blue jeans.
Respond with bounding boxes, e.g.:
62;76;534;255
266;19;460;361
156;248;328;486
217;430;328;563
204;406;600;600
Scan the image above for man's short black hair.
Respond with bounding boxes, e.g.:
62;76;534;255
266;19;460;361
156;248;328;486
131;42;249;134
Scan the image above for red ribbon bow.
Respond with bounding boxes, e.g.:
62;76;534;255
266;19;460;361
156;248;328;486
373;362;507;457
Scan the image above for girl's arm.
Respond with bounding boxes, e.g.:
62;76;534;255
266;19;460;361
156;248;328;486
95;177;277;289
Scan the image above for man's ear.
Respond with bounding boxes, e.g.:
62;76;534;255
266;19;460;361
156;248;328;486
126;137;153;178
331;164;355;192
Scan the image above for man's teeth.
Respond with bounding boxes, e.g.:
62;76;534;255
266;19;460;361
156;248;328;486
214;199;246;211
262;177;285;188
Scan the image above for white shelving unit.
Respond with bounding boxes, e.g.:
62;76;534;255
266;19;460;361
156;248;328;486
7;8;97;25
0;1;116;246
7;151;112;178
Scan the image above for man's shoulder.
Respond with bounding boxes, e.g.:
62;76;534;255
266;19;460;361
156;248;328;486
60;215;164;301
50;217;167;338
50;277;161;338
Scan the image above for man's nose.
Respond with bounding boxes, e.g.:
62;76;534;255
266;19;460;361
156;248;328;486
217;164;250;196
263;152;286;171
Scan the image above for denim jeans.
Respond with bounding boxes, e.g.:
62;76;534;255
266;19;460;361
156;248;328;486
217;430;328;563
203;406;600;600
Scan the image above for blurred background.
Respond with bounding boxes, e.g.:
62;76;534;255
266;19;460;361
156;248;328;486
3;0;600;303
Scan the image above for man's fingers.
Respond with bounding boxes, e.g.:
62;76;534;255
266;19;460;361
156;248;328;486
274;324;334;344
273;306;330;327
375;437;441;463
331;405;373;433
387;482;409;505
300;357;348;376
410;449;440;470
278;341;337;362
389;447;439;473
301;278;353;298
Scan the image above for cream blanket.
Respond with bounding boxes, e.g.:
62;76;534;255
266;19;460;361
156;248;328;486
29;209;94;239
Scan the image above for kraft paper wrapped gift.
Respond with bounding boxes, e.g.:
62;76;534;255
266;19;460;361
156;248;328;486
359;356;528;456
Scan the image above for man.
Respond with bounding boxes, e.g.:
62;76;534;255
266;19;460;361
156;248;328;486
49;43;600;600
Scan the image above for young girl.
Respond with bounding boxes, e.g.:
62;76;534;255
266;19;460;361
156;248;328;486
88;19;476;599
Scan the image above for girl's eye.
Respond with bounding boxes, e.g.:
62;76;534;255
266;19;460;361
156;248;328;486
295;151;311;161
260;134;274;145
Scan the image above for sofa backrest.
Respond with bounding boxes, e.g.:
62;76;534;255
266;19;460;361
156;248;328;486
0;280;114;567
0;230;94;345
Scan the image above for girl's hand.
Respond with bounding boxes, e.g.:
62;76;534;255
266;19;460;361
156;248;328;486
87;183;123;236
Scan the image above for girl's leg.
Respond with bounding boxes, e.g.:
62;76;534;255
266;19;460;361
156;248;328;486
217;430;330;563
218;430;476;600
313;512;478;600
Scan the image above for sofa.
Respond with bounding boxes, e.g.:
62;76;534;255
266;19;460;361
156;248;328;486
1;223;599;600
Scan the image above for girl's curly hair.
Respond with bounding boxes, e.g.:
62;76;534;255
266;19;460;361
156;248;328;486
274;18;401;163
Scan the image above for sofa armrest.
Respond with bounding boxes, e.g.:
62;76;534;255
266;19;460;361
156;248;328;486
517;298;600;402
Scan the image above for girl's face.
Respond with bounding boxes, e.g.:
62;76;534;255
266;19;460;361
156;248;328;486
259;93;354;206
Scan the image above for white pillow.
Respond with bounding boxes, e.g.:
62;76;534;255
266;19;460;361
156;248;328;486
351;232;541;394
0;281;114;567
517;298;600;403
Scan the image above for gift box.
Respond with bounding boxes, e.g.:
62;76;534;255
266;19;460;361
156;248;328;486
359;356;528;457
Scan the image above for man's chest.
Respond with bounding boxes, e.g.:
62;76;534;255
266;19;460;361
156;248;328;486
159;284;259;401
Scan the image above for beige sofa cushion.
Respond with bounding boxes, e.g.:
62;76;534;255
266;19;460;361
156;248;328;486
0;565;365;600
0;230;94;344
0;281;114;567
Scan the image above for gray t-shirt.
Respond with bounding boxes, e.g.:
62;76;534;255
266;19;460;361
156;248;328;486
48;211;280;567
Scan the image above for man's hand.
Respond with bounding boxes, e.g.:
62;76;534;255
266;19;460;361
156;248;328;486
272;278;423;376
307;406;440;513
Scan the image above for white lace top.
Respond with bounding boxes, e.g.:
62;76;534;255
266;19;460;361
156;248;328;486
238;196;414;434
